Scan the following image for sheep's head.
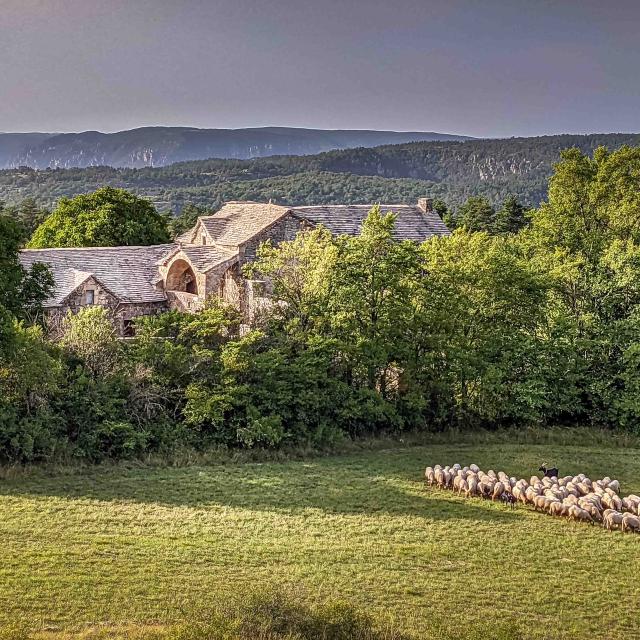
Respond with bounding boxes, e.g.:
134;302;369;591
538;463;547;472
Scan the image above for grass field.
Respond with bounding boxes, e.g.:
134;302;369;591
1;437;639;639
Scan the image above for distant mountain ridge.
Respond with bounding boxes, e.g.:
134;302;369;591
0;133;54;167
0;126;472;169
2;133;639;213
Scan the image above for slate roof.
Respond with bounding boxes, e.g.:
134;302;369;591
19;200;450;309
290;205;450;241
19;244;174;306
183;201;450;246
165;244;238;272
196;201;291;247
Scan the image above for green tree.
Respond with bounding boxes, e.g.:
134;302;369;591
59;307;122;378
0;213;53;323
3;198;51;242
493;195;527;234
245;226;338;334
416;230;557;425
457;196;495;233
169;203;208;238
525;145;640;427
28;187;170;248
0;212;57;462
329;208;422;398
0;321;63;462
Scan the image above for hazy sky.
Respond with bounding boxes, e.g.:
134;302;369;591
1;0;639;137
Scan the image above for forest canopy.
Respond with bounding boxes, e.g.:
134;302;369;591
2;133;640;216
28;187;171;248
1;144;640;464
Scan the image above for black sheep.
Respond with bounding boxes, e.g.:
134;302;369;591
500;492;517;509
538;463;559;478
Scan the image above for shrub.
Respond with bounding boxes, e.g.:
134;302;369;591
89;420;149;460
170;588;411;640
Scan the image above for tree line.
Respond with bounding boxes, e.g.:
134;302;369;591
2;133;640;214
1;145;640;463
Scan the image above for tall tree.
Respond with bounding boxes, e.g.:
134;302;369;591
169;203;208;238
526;145;640;426
457;196;495;233
329;208;421;396
493;195;527;234
28;187;171;248
0;213;53;323
3;198;51;242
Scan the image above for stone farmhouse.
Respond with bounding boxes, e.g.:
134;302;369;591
19;199;450;335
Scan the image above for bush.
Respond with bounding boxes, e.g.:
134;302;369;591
170;588;410;640
89;420;149;460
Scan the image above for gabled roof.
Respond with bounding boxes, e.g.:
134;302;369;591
180;201;450;248
19;244;174;306
194;201;291;247
54;270;121;306
290;204;450;242
161;244;238;272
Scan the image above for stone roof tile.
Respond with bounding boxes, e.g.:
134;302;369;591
174;244;238;272
198;202;291;247
290;204;450;241
19;244;174;306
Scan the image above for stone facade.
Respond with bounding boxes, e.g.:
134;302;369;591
19;199;450;336
238;212;305;262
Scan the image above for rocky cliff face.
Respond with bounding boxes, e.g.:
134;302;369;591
2;126;471;169
0;133;54;167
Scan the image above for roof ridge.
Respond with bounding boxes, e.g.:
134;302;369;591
292;203;414;208
180;242;237;254
20;243;175;253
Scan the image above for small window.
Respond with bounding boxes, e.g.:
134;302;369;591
123;319;135;337
85;289;95;305
201;234;207;245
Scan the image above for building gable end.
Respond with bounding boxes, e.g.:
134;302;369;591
59;273;122;306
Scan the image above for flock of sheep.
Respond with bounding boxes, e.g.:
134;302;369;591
424;463;640;533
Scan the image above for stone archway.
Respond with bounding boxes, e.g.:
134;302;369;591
165;258;198;294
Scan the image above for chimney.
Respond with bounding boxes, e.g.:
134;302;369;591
417;198;433;213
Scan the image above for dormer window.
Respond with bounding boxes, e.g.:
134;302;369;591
201;234;207;245
85;289;95;305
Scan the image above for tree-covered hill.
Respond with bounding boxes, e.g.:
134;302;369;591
0;133;53;167
2;133;639;212
2;126;470;169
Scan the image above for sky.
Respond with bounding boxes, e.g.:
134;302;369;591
1;0;639;137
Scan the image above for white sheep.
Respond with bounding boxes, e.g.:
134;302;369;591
423;462;632;533
621;513;640;533
603;509;624;531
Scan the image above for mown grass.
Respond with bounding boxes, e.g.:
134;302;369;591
1;435;639;639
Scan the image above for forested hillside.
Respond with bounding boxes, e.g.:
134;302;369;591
1;126;469;169
0;133;53;167
4;145;640;465
1;133;639;213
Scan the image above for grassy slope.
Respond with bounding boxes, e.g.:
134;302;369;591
1;441;639;639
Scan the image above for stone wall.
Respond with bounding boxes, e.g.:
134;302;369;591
220;264;244;309
117;301;167;336
45;278;167;337
65;276;119;311
239;213;305;262
165;291;202;313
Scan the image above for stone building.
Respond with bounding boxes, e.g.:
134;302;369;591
19;199;450;334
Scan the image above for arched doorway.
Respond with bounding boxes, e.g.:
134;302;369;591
165;259;198;294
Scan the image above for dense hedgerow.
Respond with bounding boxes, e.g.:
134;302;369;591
2;145;640;463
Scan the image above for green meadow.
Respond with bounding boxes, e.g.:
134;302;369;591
1;437;639;639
